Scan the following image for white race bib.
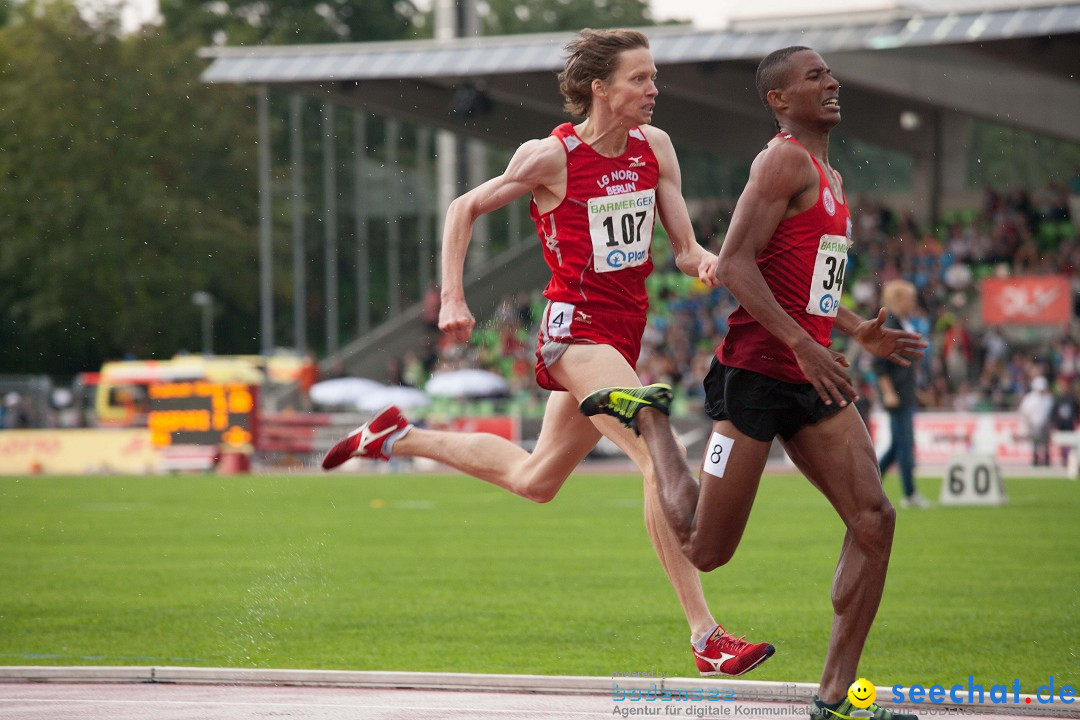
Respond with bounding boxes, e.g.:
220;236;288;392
806;234;849;317
588;189;655;273
545;301;575;339
702;432;735;478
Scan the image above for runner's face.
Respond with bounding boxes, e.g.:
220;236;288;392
778;50;840;128
597;47;658;125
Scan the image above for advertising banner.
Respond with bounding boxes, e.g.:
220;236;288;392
981;275;1071;326
0;429;158;475
871;411;1044;466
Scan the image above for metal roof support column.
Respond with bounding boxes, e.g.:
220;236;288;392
461;0;487;268
323;102;339;355
387;117;402;319
435;130;456;287
354;111;371;336
258;85;274;357
939;112;971;209
434;0;457;288
918;109;970;229
290;94;307;356
434;0;485;278
417;127;433;292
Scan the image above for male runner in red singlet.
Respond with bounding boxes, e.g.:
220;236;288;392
322;29;774;677
582;47;927;719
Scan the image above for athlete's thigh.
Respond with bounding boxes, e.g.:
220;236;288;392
530;390;603;479
780;405;887;522
548;343;655;469
549;342;643;397
693;419;772;549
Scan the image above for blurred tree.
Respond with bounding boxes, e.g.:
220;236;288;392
159;0;420;46
0;2;260;374
479;0;652;35
0;0;670;376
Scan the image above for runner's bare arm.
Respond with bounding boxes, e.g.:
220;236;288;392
644;126;718;288
439;137;565;343
718;142;855;405
836;306;928;367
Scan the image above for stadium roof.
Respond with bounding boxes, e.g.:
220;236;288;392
199;2;1080;160
201;4;1080;82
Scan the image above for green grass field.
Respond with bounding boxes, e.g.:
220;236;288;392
0;471;1076;693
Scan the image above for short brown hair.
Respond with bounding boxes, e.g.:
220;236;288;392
558;28;650;118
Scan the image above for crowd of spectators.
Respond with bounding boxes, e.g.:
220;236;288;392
840;186;1079;413
406;184;1079;422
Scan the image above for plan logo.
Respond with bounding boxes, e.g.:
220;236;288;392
818;293;839;314
607;248;647;269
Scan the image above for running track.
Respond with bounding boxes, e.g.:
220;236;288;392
0;669;1074;720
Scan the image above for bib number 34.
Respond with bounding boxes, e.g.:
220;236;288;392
806;234;848;317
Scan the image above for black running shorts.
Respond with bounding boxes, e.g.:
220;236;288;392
703;357;845;441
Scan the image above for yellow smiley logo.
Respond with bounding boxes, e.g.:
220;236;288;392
847;678;876;709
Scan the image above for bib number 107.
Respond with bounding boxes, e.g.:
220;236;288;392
588;188;654;273
603;211;648;247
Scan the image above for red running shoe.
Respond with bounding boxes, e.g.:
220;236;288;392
321;405;411;469
693;625;775;677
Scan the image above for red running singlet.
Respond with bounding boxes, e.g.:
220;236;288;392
530;123;660;316
717;133;853;385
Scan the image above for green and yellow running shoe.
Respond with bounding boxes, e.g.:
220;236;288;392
578;383;672;434
809;696;917;720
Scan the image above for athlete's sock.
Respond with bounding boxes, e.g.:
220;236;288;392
691;624;720;651
382;424;414;458
815;697;843;711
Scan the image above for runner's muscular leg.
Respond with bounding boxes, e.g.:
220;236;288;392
636;412;771;572
779;406;895;703
550;344;715;634
391;392;601;503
